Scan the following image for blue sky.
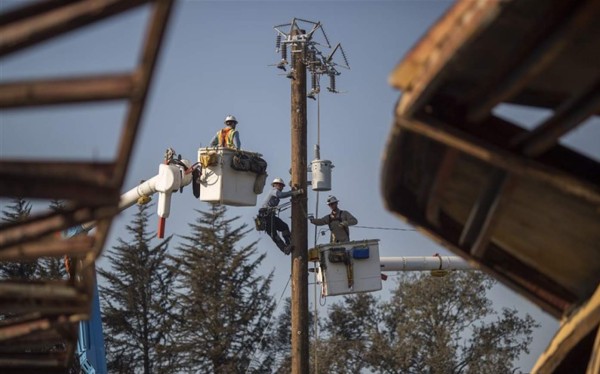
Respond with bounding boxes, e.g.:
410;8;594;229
2;0;599;371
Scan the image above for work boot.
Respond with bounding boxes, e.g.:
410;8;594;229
274;237;286;252
282;230;292;245
283;244;293;255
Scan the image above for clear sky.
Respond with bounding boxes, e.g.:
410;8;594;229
2;0;599;371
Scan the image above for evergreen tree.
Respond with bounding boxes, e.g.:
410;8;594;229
98;203;180;373
171;204;276;373
0;197;37;280
316;292;379;373
37;199;69;279
358;271;539;374
272;298;293;373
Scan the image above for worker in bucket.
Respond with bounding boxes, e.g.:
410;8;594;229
258;177;303;255
309;195;358;243
210;114;241;149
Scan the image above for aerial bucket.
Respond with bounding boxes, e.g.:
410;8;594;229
197;147;267;206
315;239;382;297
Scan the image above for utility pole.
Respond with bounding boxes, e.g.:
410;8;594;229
272;19;349;373
289;28;309;374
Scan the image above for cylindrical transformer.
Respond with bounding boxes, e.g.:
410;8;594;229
311;159;334;191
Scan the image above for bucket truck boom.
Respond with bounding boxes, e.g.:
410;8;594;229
69;148;197;373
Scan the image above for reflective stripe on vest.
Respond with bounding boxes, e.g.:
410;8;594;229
218;127;236;147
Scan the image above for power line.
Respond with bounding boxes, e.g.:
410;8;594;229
354;225;417;232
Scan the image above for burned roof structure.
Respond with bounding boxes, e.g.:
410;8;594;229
0;0;174;371
382;0;599;372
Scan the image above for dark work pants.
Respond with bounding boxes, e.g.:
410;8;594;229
264;214;290;251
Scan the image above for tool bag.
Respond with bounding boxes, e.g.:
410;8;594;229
200;152;218;168
254;216;266;231
231;152;268;174
254;208;270;232
328;247;349;264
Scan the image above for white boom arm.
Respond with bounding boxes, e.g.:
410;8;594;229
119;159;194;238
83;149;196;238
380;256;473;272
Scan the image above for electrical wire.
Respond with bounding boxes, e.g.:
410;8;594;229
312;90;321;374
353;225;417;232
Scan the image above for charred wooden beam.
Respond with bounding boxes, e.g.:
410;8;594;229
532;284;600;373
0;73;137;108
512;79;600;157
0;0;150;57
114;0;174;183
0;206;117;250
426;148;459;227
459;170;512;258
0;235;94;261
466;0;600;122
396;116;600;205
0;161;119;205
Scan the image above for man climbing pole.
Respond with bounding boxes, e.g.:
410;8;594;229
210;114;241;149
258;177;303;254
310;195;358;243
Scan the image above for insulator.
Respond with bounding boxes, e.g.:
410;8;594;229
328;72;336;92
281;42;287;61
311;72;319;91
307;48;316;65
275;34;282;52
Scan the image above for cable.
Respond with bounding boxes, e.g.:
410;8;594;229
354;225;417;231
312;90;322;374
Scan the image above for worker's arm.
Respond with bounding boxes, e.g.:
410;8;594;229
232;131;241;149
209;132;219;147
341;210;358;227
310;215;329;226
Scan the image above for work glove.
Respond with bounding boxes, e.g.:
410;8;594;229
291;188;304;197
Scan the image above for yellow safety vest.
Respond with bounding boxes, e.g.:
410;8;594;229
218;127;237;148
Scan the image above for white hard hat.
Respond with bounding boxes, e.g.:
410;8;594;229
224;115;238;124
272;177;285;186
327;195;339;204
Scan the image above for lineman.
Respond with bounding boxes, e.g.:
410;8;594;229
210;115;241;149
310;195;358;243
258;177;303;254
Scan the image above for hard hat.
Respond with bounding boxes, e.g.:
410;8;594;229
327;195;339;204
272;177;285;186
224;115;238;124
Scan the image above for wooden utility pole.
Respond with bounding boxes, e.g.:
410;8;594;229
289;29;309;374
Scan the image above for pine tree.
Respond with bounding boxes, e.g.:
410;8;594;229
0;197;37;280
317;292;379;373
36;199;69;279
98;203;180;373
171;204;276;373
